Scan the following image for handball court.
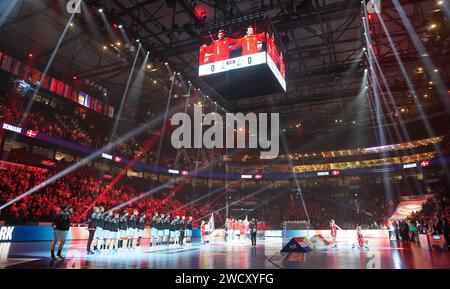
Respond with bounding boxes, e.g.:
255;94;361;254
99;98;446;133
0;238;449;269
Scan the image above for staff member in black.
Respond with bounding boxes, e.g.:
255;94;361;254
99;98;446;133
250;218;257;247
51;205;73;259
87;207;99;255
179;216;186;246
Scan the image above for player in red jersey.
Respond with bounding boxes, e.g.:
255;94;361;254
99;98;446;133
199;45;214;65
200;220;206;244
279;52;286;78
330;219;337;247
203;29;238;62
239;220;245;241
353;225;369;249
230;26;265;56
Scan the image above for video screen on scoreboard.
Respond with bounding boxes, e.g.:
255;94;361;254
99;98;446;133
198;24;266;77
265;31;286;91
198;21;286;91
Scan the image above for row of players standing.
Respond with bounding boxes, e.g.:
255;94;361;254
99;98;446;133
86;207;193;255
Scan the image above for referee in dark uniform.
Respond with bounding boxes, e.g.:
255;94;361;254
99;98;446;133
51;205;73;259
250;218;257;247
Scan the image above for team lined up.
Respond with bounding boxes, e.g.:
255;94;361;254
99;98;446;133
86;206;193;255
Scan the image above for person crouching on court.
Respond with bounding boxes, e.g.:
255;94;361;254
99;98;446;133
127;209;138;249
136;213;146;248
86;206;99;255
51;205;73;259
93;206;105;252
157;213;165;246
185;216;193;245
118;211;129;250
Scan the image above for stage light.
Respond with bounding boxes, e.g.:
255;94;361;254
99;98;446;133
28;52;33;58
424;94;428;98
103;45;108;50
434;68;438;72
430;23;437;29
153;80;157;84
69;22;74;27
429;81;433;85
98;8;103;13
116;42;121;46
118;24;123;29
136;39;140;43
177;72;181;75
72;75;78;80
164;62;168;65
147;64;152;69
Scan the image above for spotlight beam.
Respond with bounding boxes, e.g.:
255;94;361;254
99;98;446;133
369;7;450;180
156;72;176;166
19;0;81;126
392;0;450;113
0;91;192;210
0;0;19;27
111;44;142;138
195;183;278;223
169;187;226;215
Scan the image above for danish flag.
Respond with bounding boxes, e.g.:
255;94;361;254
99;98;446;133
255;174;262;179
420;161;429;167
114;156;122;163
332;170;340;176
26;130;37;138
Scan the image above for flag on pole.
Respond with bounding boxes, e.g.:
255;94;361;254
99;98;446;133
208;213;215;232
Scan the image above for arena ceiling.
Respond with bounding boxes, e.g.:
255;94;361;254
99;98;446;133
0;0;448;149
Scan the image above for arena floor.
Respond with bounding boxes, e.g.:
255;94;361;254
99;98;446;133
0;238;448;269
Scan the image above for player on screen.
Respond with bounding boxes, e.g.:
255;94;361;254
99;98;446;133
202;29;238;62
279;52;286;78
230;26;265;56
267;33;278;62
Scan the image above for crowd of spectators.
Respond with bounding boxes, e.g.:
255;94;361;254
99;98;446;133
395;197;450;248
0;163;210;225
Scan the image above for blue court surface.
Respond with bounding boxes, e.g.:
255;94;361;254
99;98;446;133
0;238;448;269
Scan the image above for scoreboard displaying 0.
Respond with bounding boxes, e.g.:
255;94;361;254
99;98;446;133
198;25;286;91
